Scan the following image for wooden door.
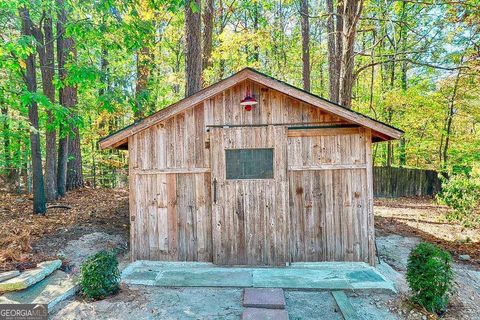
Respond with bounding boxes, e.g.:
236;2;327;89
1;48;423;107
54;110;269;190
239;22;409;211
286;127;371;263
210;126;289;265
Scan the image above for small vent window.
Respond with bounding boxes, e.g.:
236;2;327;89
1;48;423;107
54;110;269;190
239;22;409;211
225;148;274;180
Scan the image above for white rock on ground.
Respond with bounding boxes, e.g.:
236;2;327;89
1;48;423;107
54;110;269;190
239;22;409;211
376;235;420;271
459;254;471;261
0;260;61;292
58;232;126;271
376;260;409;294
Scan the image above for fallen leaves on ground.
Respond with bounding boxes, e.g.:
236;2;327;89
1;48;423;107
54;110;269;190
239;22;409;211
0;188;129;271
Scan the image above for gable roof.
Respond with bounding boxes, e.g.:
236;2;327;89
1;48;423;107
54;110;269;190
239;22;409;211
99;67;403;149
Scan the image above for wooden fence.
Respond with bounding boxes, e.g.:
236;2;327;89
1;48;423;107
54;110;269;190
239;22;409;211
373;166;441;198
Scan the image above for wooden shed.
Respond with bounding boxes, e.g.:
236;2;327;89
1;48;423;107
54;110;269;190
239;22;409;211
99;68;403;266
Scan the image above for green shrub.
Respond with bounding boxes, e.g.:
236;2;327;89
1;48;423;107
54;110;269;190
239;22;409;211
437;170;480;226
406;242;454;314
80;250;120;300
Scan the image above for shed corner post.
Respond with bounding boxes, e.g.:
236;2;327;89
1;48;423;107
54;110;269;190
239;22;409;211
365;129;376;266
128;135;137;262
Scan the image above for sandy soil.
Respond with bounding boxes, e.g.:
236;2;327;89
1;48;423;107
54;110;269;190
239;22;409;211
52;287;245;320
375;197;480;264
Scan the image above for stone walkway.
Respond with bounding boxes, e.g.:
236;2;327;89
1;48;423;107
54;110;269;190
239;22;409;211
0;260;78;312
0;271;78;311
0;260;62;292
240;288;363;320
121;261;396;293
242;288;288;319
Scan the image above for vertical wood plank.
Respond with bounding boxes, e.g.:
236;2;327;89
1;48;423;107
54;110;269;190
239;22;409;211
365;128;375;265
167;173;178;260
128;135;137;261
157;174;168;253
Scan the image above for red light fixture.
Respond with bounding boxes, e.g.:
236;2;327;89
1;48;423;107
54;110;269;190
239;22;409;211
240;89;258;111
240;95;257;105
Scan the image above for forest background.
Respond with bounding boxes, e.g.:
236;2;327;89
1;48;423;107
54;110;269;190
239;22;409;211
0;0;479;214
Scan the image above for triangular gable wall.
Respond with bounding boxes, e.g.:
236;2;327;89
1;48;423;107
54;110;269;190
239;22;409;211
99;68;402;149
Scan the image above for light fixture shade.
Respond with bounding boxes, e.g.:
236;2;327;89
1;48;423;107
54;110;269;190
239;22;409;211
240;95;258;106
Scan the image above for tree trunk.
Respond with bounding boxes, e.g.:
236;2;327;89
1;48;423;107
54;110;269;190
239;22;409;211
300;0;310;91
386;141;393;167
326;0;364;108
135;46;150;120
57;132;68;197
56;0;80;195
67;125;83;191
202;0;214;73
34;15;58;202
398;138;406;166
57;0;67;197
217;0;227;80
1;106;15;186
400;1;408;92
442;69;461;166
252;3;260;62
19;7;46;214
326;0;339;103
338;0;364;108
185;0;202;97
64;37;83;191
368;31;376;112
173;41;181;94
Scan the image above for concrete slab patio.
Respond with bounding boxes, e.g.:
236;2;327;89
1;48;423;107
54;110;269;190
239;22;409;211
121;261;395;293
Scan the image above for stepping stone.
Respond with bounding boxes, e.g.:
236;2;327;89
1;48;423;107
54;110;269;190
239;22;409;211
332;290;361;320
0;270;20;282
0;270;79;312
0;260;62;292
242;308;289;320
243;288;286;309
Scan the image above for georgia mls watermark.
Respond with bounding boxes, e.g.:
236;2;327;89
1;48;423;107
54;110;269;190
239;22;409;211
0;304;48;320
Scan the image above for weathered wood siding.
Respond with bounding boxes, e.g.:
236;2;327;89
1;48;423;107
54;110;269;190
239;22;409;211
129;172;211;261
204;79;345;126
128;79;375;265
128;103;212;261
287;128;372;263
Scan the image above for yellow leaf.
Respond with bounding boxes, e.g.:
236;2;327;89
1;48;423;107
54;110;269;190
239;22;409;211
19;59;26;69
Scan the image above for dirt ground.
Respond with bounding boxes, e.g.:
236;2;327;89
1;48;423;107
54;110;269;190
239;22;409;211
0;188;129;271
375;197;480;264
374;198;480;320
1;189;479;319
